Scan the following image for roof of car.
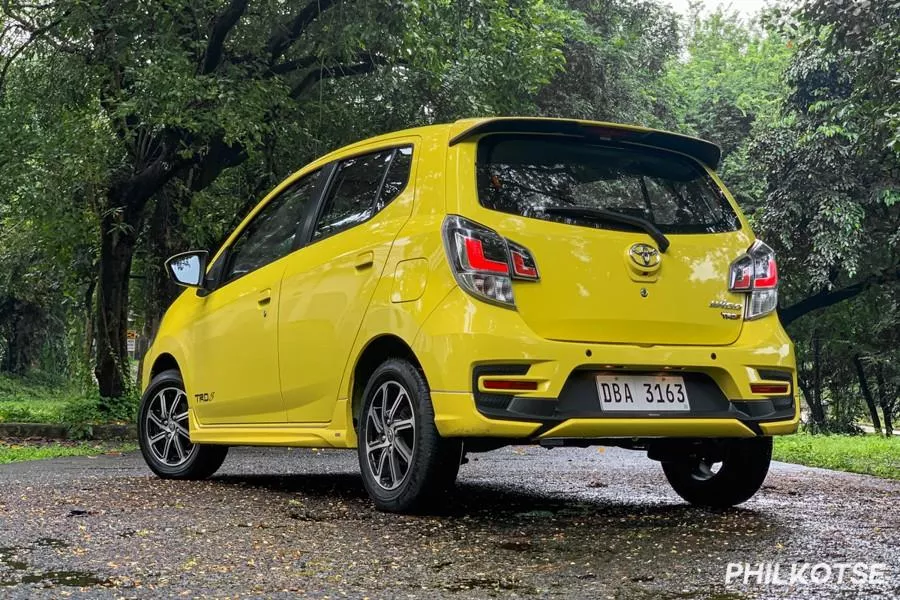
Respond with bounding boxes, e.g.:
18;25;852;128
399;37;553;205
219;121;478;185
316;117;722;170
447;117;722;169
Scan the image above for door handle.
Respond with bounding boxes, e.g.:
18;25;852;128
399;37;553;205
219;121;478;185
257;289;272;306
354;251;375;270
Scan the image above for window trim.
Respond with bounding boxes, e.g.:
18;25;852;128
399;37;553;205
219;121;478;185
306;143;415;245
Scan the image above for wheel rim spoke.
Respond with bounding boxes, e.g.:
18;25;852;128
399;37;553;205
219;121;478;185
388;447;401;485
158;393;168;422
391;418;413;432
375;447;389;479
173;434;185;461
394;437;412;463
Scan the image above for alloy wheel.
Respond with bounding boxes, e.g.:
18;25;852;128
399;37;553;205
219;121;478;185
144;387;196;467
364;380;416;490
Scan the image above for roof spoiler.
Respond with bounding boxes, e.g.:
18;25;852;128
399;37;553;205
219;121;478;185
448;119;721;170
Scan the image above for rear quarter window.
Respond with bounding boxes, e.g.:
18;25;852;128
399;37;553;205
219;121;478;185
476;136;740;234
313;146;413;240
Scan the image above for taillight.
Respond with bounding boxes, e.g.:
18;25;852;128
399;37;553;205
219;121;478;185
442;215;539;308
507;240;540;280
729;240;779;319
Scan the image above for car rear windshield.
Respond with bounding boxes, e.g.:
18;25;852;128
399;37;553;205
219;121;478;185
476;136;740;234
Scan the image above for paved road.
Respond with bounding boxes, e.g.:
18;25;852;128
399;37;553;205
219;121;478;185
0;446;897;599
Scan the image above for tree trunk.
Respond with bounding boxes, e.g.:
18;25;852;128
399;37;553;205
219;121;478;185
799;379;826;433
853;354;882;434
803;333;828;432
0;299;46;375
875;367;894;437
83;279;96;368
94;211;138;399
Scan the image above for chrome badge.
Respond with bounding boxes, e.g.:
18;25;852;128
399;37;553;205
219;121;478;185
709;299;744;311
629;243;661;269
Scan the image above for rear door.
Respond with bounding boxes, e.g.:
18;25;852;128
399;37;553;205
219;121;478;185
456;135;753;346
278;144;416;423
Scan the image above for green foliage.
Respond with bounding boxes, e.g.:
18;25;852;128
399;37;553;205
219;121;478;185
537;0;680;124
773;433;900;480
0;441;136;464
662;7;793;155
0;373;136;431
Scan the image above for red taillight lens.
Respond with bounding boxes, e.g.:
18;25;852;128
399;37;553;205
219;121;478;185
442;215;539;308
729;240;779;319
752;254;778;289
462;237;509;274
508;241;539;280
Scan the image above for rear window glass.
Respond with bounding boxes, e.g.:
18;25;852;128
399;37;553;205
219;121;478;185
476;136;740;234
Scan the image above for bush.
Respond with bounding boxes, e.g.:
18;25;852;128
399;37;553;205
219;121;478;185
58;392;139;438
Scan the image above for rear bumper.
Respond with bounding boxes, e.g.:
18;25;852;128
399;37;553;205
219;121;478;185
432;391;799;440
415;287;800;440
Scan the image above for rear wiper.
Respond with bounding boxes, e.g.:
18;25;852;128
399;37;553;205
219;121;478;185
544;206;670;252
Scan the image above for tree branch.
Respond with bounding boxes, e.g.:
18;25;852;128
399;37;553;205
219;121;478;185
265;0;340;62
289;55;383;99
0;17;64;95
779;265;900;326
199;0;249;75
269;55;319;76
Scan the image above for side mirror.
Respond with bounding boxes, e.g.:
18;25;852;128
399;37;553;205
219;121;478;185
165;251;208;289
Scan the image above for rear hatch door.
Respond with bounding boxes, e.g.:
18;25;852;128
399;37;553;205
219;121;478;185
467;134;752;346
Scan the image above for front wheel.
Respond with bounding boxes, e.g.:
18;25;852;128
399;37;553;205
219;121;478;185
138;369;228;480
357;359;462;513
662;437;772;508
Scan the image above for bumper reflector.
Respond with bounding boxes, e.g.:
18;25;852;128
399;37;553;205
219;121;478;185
750;382;790;395
482;379;539;391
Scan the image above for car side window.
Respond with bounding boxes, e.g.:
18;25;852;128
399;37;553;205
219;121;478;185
375;147;413;212
223;171;320;283
313;146;413;240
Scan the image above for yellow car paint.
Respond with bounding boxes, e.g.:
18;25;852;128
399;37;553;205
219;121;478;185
143;117;799;451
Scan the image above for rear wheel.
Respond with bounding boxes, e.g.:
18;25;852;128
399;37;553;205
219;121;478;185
357;358;462;513
138;369;228;480
661;437;772;508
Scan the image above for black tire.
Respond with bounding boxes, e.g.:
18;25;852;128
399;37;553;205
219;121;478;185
661;437;772;508
356;358;462;513
138;368;228;480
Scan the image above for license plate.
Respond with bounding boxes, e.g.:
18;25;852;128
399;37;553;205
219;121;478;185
595;374;690;412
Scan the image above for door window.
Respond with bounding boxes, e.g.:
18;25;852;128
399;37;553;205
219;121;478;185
223;171;320;283
313;146;413;240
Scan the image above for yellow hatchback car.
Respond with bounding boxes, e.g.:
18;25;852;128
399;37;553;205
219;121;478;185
139;117;798;512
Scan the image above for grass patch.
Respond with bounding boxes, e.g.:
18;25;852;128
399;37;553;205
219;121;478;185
773;433;900;480
0;373;74;423
0;440;137;464
0;373;139;429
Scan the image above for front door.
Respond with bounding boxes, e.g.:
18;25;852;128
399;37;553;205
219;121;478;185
190;171;323;424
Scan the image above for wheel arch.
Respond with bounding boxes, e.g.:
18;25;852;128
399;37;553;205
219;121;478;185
150;352;181;380
350;334;426;432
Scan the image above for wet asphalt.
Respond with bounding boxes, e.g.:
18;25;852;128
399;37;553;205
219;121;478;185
0;446;897;599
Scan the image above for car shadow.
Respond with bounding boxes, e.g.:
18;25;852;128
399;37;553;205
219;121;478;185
209;470;772;529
